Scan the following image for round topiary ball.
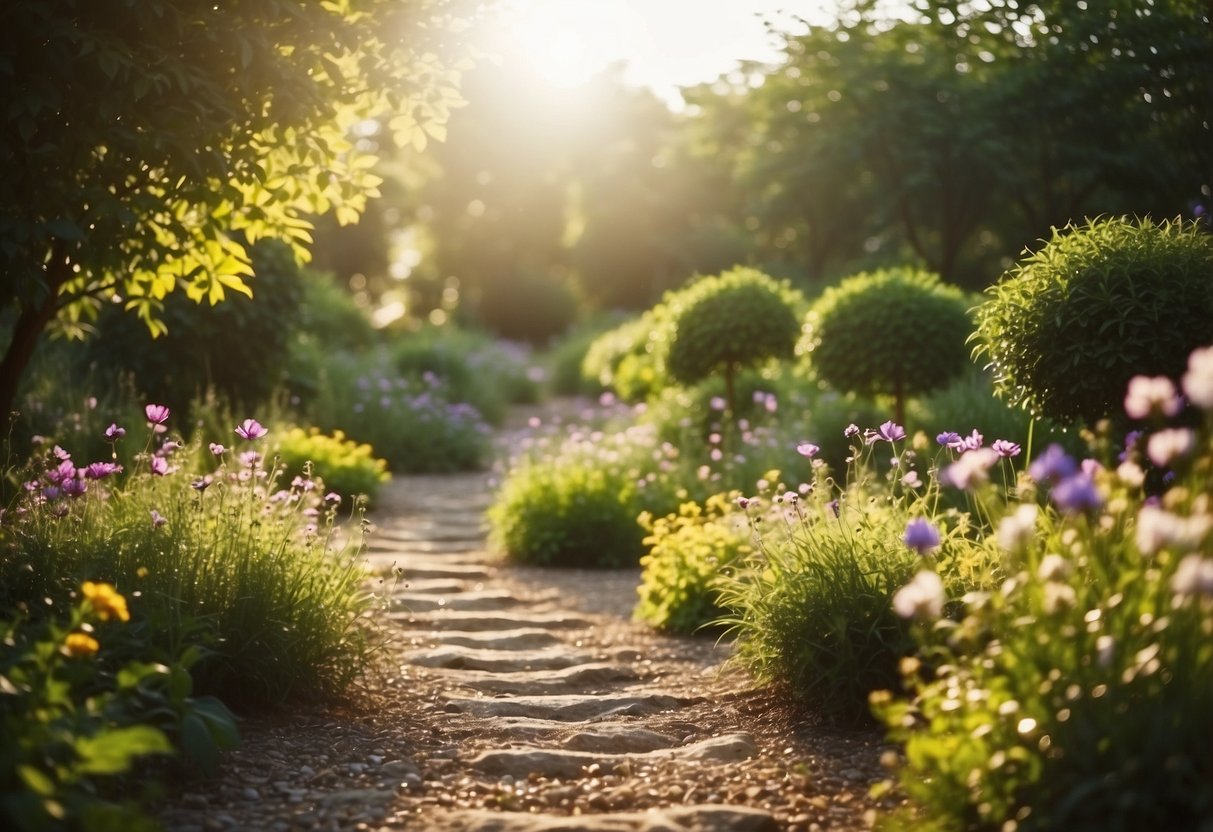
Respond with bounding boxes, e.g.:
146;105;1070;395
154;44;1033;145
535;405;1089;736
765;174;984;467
973;217;1213;426
802;268;972;422
664;267;801;411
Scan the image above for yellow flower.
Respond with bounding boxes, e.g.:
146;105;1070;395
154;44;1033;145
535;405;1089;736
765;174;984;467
81;581;130;622
63;632;100;658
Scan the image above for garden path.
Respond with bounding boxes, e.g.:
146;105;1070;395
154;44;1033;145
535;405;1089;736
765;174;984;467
159;405;890;832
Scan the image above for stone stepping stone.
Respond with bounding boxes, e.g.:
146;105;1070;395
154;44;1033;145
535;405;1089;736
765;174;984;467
467;733;757;779
389;578;474;595
371;526;486;543
559;725;681;753
391;590;523;613
367;539;488;555
442;692;700;722
375;562;495;581
408;647;598;672
392;611;592;631
418;805;778;832
420;628;564;650
437;662;638;696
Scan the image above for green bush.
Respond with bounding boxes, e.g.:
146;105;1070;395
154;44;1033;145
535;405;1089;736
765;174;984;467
542;313;627;397
470;271;580;345
581;307;670;402
1;409;374;708
973;217;1213;426
635;494;751;634
82;240;304;419
273;427;389;507
665;267;802;414
285;269;378;408
802;268;972;424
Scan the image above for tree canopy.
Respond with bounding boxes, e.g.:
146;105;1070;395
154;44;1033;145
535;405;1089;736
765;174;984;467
0;0;469;423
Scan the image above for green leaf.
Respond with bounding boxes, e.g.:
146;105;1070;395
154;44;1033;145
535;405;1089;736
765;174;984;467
74;725;173;775
179;713;221;776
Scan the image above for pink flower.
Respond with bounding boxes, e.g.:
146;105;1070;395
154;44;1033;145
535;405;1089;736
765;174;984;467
1124;375;1182;420
144;404;170;425
150;510;167;528
992;439;1021;458
1181;346;1213;410
104;423;126;440
796;442;820;458
1147;428;1195;467
209;443;226;456
150;456;176;476
234;419;267;441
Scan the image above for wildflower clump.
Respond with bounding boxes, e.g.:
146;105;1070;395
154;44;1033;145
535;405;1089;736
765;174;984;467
874;345;1213;831
274;427;389;506
973;217;1213;425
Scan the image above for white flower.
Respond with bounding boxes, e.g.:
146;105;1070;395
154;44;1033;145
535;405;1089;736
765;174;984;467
1096;635;1115;668
997;503;1039;552
1135;505;1213;556
1041;582;1076;615
1116;461;1146;488
942;447;1000;489
892;570;945;619
1182;346;1213;410
1123;375;1181;419
1037;553;1070;582
1171;554;1213;600
1146;428;1195;467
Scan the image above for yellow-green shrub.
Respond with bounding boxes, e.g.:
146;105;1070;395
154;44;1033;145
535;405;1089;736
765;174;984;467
274;427;389;506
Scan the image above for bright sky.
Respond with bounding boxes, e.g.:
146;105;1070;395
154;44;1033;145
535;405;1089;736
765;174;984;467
495;0;838;107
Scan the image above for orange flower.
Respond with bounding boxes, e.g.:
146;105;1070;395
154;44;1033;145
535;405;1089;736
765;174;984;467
63;632;100;658
81;581;130;622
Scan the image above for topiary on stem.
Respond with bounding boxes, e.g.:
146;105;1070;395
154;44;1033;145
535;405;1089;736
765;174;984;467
802;268;972;425
972;217;1213;426
664;267;801;416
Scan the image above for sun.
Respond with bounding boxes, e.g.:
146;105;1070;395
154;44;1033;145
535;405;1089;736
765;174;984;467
497;0;641;89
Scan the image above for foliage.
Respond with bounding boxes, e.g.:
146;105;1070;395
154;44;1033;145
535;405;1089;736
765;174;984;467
803;268;972;423
973;217;1213;426
467;270;580;345
540;313;627;397
488;423;678;568
1;585;238;831
1;409;375;707
635;495;751;634
581;307;670;403
665;268;802;414
875;354;1213;831
273;427;390;508
0;0;468;426
81;240;304;418
303;350;491;473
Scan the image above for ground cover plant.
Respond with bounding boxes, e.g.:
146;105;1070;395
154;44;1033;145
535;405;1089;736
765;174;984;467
273;427;390;508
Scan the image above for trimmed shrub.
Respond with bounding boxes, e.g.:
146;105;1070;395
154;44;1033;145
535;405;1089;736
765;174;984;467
972;217;1213;426
802;267;972;425
665;267;802;414
635;495;751;634
581;307;670;403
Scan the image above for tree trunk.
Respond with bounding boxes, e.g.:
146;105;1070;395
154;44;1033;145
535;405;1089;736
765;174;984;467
0;247;70;436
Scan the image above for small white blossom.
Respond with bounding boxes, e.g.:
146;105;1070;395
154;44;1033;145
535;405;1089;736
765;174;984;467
997;503;1039;552
1037;553;1070;582
1181;346;1213;410
1146;428;1195;467
1123;375;1181;419
1171;554;1213;600
892;570;945;619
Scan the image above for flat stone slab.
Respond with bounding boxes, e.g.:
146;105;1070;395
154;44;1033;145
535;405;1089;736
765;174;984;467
559;725;681;753
408;647;599;672
373;562;495;581
390;578;475;595
442;692;700;722
371;526;487;543
437;662;638;695
391;589;524;613
418;805;778;832
391;611;593;631
468;733;758;779
419;628;564;651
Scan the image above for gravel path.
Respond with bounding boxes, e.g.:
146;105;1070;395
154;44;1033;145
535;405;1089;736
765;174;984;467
158;440;895;831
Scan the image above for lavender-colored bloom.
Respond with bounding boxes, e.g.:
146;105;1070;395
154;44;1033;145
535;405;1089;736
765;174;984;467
879;420;906;442
903;517;941;554
826;499;840;517
796;442;820;458
52;445;72;462
104;423;126;440
239;450;262;468
191;475;213;492
83;462;122;480
736;496;751;510
144;403;171;425
941;448;999;489
235;418;268;440
1118;430;1143;463
45;459;76;485
961;429;984;451
42;486;62;501
1050;473;1102;514
160;440;182;455
149;456;172;476
709;396;727;412
61;478;87;498
844;423;860;438
936;431;961;447
992;439;1021;458
1123;375;1182;420
1028;444;1078;485
209;443;226;456
150;510;167;528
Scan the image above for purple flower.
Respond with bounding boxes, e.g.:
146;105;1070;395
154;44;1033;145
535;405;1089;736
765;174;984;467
796;442;820;458
144;404;170;425
903;517;941;554
61;478;87;498
150;509;167;528
52;445;72;462
826;499;840;517
238;450;262;468
191;475;213;492
992;439;1021;458
1119;430;1143;463
209;443;226;456
1028;444;1078;485
150;456;175;476
234;418;267;441
83;462;122;480
46;459;76;484
844;424;860;438
1050;473;1102;514
709;396;727;412
942;448;1000;489
960;429;984;451
936;431;961;447
879;420;906;442
736;496;752;510
104;423;126;441
324;492;342;505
